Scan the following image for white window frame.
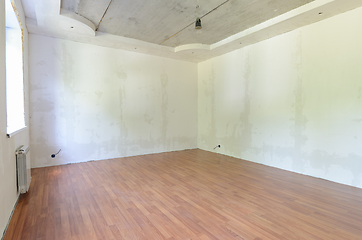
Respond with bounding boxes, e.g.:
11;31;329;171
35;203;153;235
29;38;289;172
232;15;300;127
5;0;26;138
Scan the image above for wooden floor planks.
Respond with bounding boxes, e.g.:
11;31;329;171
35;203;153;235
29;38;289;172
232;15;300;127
4;149;362;240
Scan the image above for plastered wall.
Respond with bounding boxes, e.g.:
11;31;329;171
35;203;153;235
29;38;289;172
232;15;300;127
198;7;362;188
29;35;198;168
0;0;30;236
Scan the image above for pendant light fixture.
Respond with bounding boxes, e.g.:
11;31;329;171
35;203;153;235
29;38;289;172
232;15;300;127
195;0;202;29
195;18;202;29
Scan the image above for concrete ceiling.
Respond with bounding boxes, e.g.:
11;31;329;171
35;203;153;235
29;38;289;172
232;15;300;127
60;0;314;47
21;0;362;62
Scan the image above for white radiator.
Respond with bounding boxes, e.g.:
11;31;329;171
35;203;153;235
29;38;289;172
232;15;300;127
15;145;30;194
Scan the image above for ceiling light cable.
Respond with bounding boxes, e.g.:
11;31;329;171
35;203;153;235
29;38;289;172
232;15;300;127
95;0;113;32
160;0;231;44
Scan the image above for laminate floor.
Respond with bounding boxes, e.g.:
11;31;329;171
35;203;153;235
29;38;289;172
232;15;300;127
4;149;362;240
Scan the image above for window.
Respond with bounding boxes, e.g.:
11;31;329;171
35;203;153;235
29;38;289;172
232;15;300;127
5;0;26;137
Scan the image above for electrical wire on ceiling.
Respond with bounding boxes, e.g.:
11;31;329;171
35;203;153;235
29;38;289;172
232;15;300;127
160;0;231;45
95;0;113;31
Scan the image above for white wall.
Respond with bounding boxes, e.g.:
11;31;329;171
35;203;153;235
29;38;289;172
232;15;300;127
27;4;362;189
0;0;30;237
198;7;362;188
29;35;198;167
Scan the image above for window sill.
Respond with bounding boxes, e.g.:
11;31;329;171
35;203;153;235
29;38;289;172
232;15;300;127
7;126;27;138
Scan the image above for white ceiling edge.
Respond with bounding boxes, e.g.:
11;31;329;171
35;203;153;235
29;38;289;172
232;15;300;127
175;44;211;52
211;0;337;50
25;0;362;63
60;8;96;36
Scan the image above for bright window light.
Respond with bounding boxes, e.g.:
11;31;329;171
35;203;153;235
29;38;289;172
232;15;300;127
6;0;26;136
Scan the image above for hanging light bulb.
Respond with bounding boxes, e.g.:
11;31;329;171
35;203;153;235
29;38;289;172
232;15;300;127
195;0;202;30
195;17;202;29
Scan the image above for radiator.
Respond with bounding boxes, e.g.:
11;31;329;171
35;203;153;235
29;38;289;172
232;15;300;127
15;145;30;194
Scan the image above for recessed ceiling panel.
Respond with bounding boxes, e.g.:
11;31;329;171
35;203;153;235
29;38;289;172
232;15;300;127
21;0;362;62
96;0;227;45
163;0;315;47
61;0;314;47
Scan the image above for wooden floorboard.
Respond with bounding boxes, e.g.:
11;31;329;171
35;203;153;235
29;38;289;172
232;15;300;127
4;149;362;240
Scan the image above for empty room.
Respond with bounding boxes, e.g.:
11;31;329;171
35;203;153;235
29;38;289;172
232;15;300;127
1;0;362;239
